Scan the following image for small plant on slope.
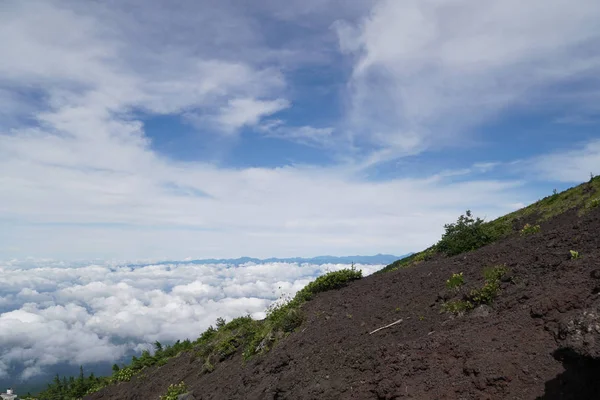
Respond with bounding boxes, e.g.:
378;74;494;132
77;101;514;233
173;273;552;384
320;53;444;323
446;272;464;290
520;223;541;235
570;250;580;259
160;381;188;400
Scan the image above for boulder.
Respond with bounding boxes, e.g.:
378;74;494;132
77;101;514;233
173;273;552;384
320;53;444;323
556;300;600;359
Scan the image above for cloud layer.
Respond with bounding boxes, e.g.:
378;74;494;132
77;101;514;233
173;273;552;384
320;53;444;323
0;259;384;380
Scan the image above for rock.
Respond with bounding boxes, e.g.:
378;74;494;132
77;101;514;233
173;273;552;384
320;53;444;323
255;332;274;353
178;392;197;400
471;305;492;318
437;291;451;301
556;301;600;359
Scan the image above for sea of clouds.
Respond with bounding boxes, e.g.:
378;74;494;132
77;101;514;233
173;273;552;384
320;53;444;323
0;259;383;380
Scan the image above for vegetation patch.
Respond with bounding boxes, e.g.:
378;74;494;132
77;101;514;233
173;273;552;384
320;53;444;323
446;272;464;290
443;265;509;315
520;223;541;235
378;246;436;273
436;210;496;256
381;176;600;274
160;381;188;400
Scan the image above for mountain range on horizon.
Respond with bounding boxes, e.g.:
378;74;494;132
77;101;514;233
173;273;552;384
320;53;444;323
128;253;412;268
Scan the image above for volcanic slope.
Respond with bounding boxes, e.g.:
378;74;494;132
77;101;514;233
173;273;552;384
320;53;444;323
86;179;600;400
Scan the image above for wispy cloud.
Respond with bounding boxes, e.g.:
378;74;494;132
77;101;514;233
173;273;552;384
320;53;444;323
334;0;600;161
530;139;600;182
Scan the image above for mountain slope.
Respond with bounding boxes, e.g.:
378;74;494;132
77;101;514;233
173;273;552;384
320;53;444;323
86;178;600;400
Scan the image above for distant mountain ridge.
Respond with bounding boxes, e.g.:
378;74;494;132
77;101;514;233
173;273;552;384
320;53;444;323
129;253;411;268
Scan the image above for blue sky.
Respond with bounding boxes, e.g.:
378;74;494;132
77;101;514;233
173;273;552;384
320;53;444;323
1;0;599;260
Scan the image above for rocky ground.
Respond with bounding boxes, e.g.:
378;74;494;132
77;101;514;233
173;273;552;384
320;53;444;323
86;205;600;399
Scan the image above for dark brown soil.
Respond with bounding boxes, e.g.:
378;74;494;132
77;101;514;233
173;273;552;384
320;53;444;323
86;207;600;400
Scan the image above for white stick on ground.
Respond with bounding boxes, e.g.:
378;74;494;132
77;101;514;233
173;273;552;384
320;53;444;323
369;318;403;335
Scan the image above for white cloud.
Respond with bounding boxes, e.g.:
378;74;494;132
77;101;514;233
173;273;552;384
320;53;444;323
258;119;335;147
0;260;382;379
1;0;583;262
530;139;600;182
334;0;600;159
215;98;290;133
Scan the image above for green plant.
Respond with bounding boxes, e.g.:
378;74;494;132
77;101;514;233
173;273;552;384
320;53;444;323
469;266;507;305
520;223;541;235
443;265;509;315
588;198;600;208
215;317;226;329
295;266;362;302
469;280;500;305
114;367;134;382
419;315;425;321
446;272;464;290
442;300;474;314
436;210;495;256
157;358;168;367
202;357;215;373
379;246;436;273
483;265;508;282
160;381;188;400
570;250;580;259
395;307;401;312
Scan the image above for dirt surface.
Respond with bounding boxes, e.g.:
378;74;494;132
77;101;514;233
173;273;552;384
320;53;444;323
86;206;600;400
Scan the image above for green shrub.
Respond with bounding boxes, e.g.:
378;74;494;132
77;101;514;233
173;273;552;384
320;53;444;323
483;265;509;282
114;367;134;382
588;198;600;208
215;336;238;360
469;280;500;305
157;358;168;367
160;381;188;400
446;272;464;290
570;250;580;259
443;265;508;315
520;223;541;235
215;317;226;329
267;305;304;333
436;210;495;256
295;266;362;302
202;357;215;373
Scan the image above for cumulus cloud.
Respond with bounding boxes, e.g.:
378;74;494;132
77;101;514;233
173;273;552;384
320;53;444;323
0;260;382;379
